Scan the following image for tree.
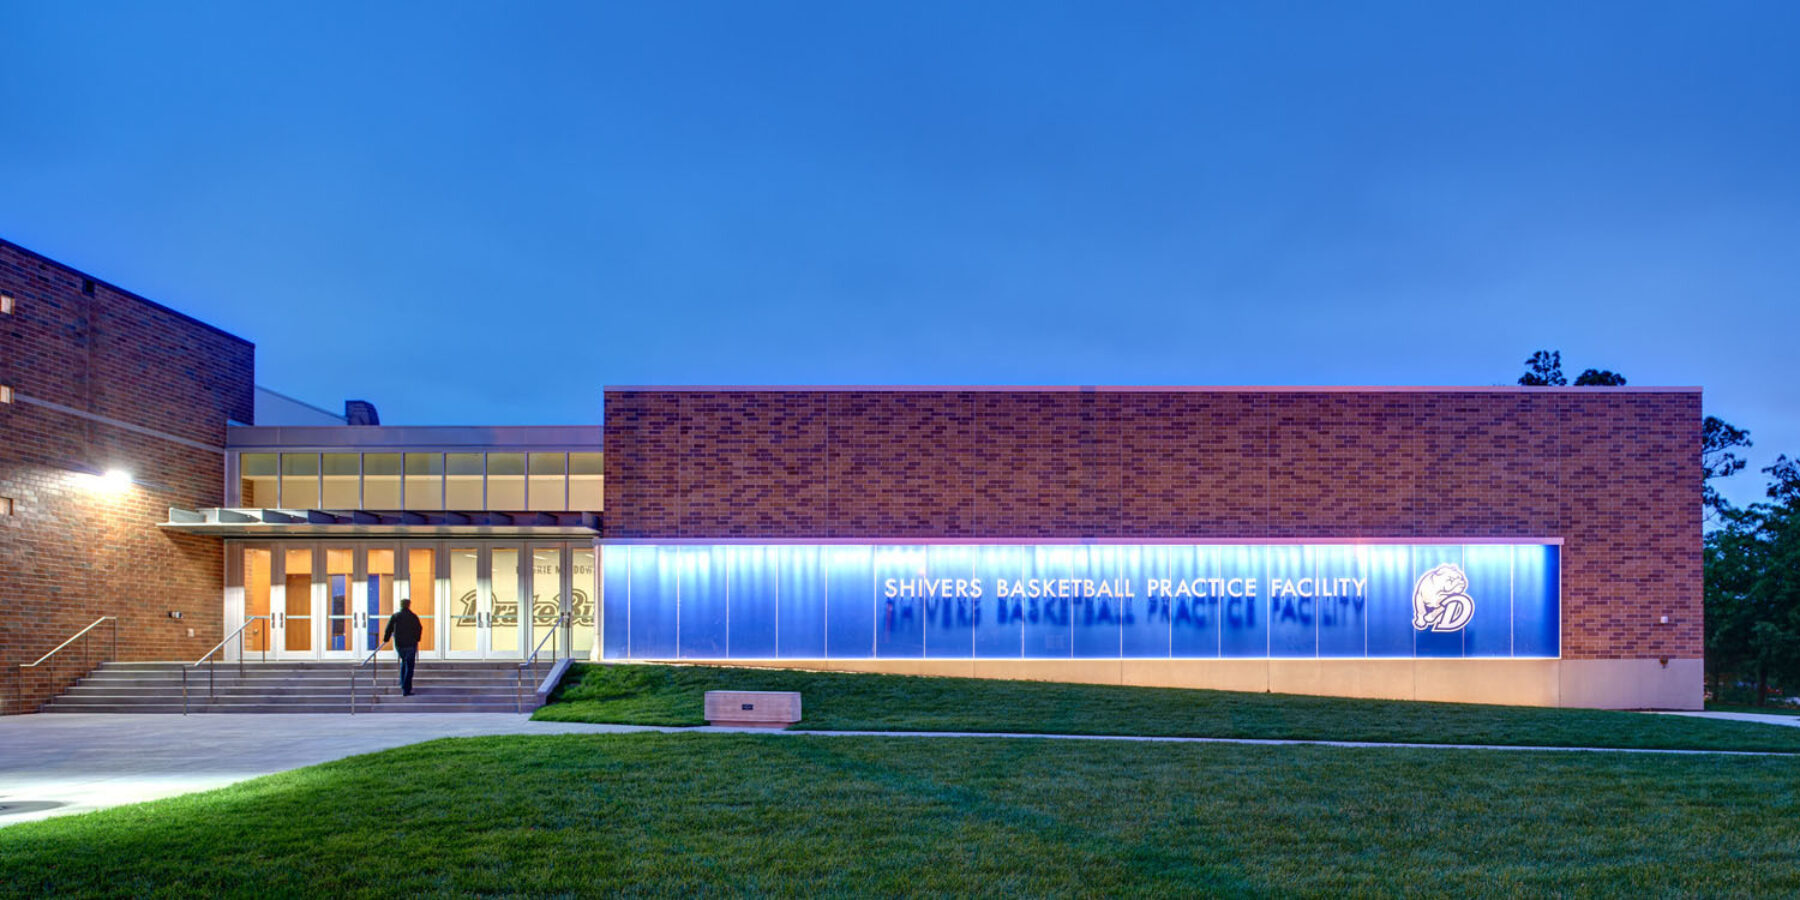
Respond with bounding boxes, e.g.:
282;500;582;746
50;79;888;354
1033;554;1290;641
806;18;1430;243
1704;456;1800;705
1702;416;1753;520
1518;351;1628;387
1573;369;1627;386
1518;351;1566;386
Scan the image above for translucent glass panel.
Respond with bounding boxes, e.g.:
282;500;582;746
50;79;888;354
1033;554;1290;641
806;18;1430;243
448;548;480;652
486;454;526;510
279;454;319;508
322;454;360;508
404;453;444;510
282;548;313;652
446;453;483;509
570;548;596;657
240;454;277;507
491;548;521;656
243;548;271;652
569;453;602;510
528;454;566;511
406;548;437;652
601;543;1563;661
363;454;402;508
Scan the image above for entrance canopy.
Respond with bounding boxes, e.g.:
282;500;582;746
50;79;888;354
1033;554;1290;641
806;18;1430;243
161;507;601;537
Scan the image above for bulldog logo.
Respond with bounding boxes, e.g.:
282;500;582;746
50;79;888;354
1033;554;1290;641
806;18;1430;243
1412;563;1475;632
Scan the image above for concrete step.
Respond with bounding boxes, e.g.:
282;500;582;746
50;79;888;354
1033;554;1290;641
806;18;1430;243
95;662;534;672
44;703;528;714
65;680;524;693
77;673;532;685
39;659;565;714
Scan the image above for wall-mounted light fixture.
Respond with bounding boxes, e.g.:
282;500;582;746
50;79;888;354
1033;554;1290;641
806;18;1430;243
0;291;13;314
0;497;13;516
73;466;135;494
0;384;12;404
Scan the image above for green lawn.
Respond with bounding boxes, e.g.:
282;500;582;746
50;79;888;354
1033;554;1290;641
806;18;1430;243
535;663;1800;752
3;733;1797;896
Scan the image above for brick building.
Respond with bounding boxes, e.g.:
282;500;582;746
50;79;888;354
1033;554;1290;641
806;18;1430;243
1;238;1703;712
1;239;253;711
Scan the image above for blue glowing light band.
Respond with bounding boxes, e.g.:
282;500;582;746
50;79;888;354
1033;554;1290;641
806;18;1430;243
601;542;1559;660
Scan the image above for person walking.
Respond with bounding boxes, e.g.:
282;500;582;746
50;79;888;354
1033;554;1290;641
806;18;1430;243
382;598;424;696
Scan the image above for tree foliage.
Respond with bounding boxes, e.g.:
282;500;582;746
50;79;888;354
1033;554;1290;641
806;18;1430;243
1517;350;1629;387
1518;350;1566;386
1702;415;1753;519
1704;457;1800;704
1572;369;1627;386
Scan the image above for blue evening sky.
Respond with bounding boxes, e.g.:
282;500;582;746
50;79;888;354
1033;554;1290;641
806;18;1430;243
4;3;1796;508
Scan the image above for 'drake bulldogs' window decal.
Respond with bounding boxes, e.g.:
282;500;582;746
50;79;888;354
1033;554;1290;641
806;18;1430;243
1411;563;1475;633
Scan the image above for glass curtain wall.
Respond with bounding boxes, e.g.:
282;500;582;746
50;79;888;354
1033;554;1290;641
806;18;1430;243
235;542;594;660
233;451;600;511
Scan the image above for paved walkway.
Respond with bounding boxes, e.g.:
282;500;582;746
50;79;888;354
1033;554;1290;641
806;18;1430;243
1659;710;1800;728
3;713;1795;828
0;714;653;827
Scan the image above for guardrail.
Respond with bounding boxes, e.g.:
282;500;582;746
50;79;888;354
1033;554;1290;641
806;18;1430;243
11;616;118;715
350;637;394;715
182;616;268;715
517;614;570;713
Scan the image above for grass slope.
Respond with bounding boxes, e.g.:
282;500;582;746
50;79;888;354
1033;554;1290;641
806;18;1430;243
535;663;1800;752
3;733;1797;896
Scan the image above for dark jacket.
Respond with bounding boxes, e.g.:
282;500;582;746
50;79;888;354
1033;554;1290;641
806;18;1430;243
383;608;423;649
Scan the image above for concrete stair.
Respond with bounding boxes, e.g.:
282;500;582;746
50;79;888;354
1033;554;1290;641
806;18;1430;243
40;661;556;714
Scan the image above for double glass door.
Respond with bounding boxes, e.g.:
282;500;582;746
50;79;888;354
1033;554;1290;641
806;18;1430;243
235;541;596;661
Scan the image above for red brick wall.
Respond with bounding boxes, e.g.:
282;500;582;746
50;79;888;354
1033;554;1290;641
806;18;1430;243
1;239;253;711
603;388;1702;661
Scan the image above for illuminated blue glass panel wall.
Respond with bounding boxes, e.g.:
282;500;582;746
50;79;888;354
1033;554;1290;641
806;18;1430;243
600;543;1561;660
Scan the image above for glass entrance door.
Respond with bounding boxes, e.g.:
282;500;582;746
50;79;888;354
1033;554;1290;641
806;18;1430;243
274;547;316;659
442;545;525;659
234;541;577;661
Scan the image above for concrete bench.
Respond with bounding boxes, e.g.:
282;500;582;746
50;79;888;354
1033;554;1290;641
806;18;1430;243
704;690;802;728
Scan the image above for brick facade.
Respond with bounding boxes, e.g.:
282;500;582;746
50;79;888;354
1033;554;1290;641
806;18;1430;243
604;388;1702;663
1;239;253;712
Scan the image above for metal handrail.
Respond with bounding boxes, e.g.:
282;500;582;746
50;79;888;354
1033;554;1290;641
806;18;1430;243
351;637;392;716
182;616;268;715
12;616;118;715
516;614;570;713
24;616;119;668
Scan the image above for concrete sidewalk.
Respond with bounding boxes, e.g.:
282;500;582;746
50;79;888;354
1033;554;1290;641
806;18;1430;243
0;713;656;827
1659;710;1800;728
4;713;1795;828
